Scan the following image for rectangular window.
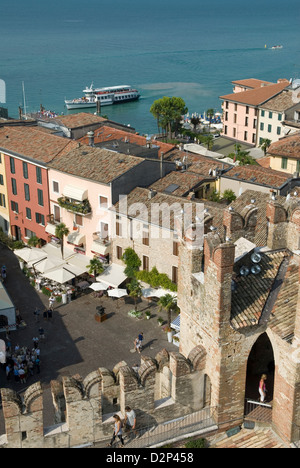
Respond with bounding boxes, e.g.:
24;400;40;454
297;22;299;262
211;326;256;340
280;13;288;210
75;214;83;226
52;181;59;193
245;116;248;126
11;178;17;195
116;246;122;260
143;255;149;272
260;122;264;131
233;128;236;138
234;103;237;111
172;266;178;284
224;125;228;135
23;162;28;179
225;112;228;121
245;106;249;114
277;127;281;135
37;189;44;206
25;228;36;239
252;134;256;144
281;157;288;170
278;113;282;121
269;112;273;119
234;113;237;123
297;160;300;173
26;207;31;220
0;193;6;207
24;183;30;201
268;124;272;133
54;205;60;222
35;213;45;225
253;119;257;129
36;166;42;184
173;241;179;256
116;215;122;237
0;174;3;185
244;131;248;141
10;157;15;174
11;201;18;213
142;224;149;246
261;110;265;117
99;195;108;209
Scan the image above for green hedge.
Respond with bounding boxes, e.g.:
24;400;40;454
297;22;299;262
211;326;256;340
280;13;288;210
136;267;177;292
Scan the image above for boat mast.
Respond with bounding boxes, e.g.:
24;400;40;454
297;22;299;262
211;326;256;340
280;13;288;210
22;81;27;119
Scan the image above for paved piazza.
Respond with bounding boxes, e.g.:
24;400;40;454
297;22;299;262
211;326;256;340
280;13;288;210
0;243;177;431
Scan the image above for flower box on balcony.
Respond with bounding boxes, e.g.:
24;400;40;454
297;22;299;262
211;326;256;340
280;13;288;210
58;197;92;215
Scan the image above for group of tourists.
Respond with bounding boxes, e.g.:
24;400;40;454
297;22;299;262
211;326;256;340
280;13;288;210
107;406;139;448
4;336;42;384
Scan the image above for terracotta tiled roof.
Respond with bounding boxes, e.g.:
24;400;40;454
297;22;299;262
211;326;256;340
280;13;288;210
49;144;143;183
149;171;212;197
0;126;78;163
56;113;107;129
79;125;176;158
232;78;275;89
260;90;297;112
167;150;232;175
267;132;300;160
269;258;299;342
114;186;224;232
220;81;290;106
231;249;290;330
223;164;292;188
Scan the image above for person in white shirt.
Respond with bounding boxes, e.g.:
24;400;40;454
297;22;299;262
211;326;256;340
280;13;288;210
124;406;139;438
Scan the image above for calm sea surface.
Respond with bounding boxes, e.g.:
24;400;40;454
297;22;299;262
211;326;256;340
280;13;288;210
0;0;299;134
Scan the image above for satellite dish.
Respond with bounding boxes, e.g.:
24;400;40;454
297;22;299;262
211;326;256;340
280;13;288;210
240;266;250;276
251;253;262;264
251;265;261;275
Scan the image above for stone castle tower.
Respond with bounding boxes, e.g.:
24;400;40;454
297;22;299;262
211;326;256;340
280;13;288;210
177;194;300;443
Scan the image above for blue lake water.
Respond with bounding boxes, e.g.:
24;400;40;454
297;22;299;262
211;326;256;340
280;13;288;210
0;0;299;134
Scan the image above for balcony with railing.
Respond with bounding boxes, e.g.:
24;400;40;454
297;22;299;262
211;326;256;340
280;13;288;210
57;197;92;216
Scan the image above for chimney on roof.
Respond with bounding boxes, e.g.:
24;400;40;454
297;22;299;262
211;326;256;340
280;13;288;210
87;131;95;147
148;189;157;199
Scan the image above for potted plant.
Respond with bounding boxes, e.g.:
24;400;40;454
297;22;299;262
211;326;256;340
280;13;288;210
163;326;174;343
61;289;68;304
173;335;180;347
157;317;164;326
145;310;151;320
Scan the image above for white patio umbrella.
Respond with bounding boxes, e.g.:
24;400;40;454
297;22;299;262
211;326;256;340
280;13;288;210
42;267;75;284
16;247;46;264
90;282;109;291
142;288;163;298
35;257;65;274
107;288;128;298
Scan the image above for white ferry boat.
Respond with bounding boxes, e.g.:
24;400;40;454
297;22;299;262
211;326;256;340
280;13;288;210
65;83;140;110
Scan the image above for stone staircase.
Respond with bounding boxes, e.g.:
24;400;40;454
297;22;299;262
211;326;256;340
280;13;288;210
212;428;289;449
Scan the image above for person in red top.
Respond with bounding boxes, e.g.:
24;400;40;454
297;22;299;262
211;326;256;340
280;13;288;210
259;374;267;402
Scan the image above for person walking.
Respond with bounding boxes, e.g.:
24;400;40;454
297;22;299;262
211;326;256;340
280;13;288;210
259;374;267;402
34;307;40;323
124;406;139;439
107;414;125;448
134;336;142;354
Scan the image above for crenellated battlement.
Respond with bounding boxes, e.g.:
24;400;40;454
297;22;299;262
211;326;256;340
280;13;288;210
0;347;208;448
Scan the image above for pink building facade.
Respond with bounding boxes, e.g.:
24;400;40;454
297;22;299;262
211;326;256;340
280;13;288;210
222;100;258;145
47;168;113;263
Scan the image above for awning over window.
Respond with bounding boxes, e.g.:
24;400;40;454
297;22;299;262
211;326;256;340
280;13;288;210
63;185;88;201
171;314;180;331
96;263;126;288
45;224;57;236
67;232;85;246
91;241;111;256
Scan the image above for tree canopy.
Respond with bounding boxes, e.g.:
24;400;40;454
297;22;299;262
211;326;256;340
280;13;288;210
150;96;187;138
